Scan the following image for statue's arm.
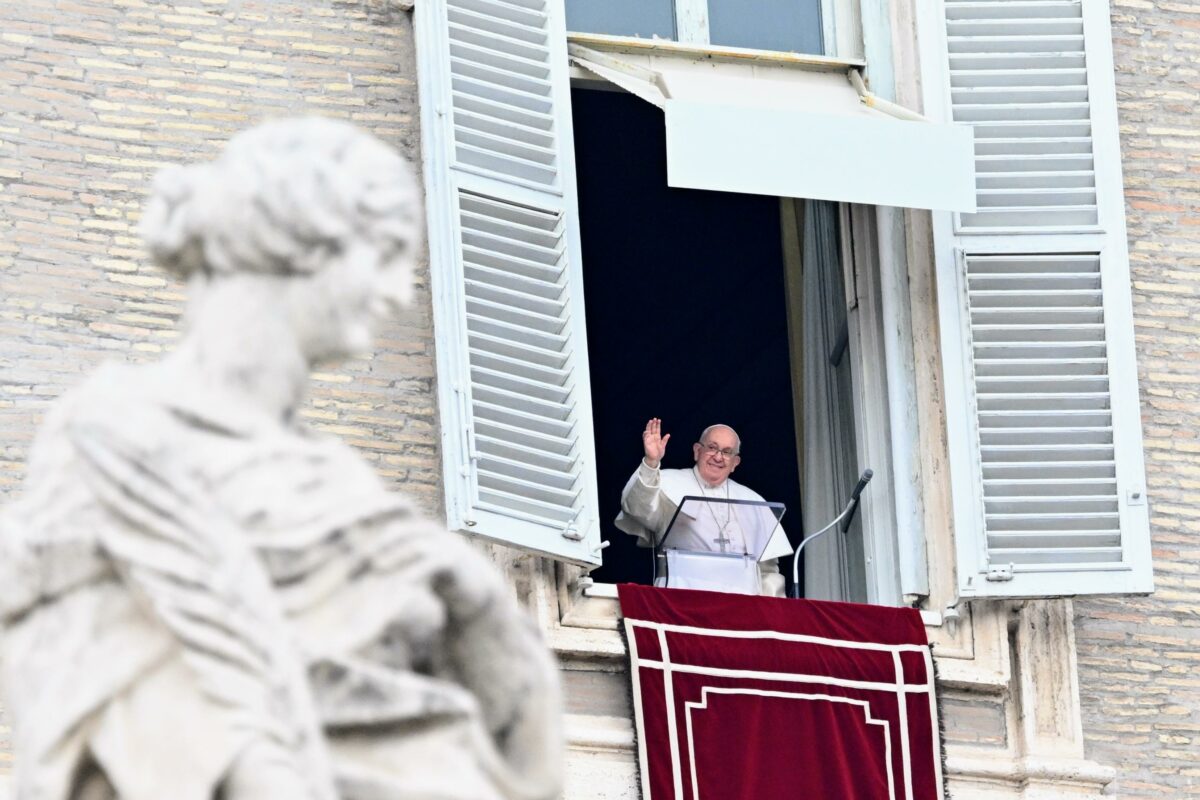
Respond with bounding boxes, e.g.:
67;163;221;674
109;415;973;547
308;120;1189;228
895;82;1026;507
370;518;563;798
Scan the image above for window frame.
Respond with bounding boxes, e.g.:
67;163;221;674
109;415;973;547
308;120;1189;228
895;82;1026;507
561;75;908;600
783;198;905;604
563;50;910;605
838;203;905;604
413;0;922;604
566;0;863;60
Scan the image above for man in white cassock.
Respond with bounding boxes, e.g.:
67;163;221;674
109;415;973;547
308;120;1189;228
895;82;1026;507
615;418;793;597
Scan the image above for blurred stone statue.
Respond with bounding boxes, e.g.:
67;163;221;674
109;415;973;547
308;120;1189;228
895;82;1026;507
0;118;562;800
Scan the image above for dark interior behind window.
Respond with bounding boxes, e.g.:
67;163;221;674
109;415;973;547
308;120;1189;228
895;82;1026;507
572;88;803;590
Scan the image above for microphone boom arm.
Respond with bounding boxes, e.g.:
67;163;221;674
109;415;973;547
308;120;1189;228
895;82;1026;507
791;469;873;599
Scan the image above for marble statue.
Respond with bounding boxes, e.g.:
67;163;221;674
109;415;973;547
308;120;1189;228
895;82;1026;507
0;118;562;800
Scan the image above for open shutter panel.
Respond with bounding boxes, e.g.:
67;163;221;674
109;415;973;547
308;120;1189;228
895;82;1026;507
967;253;1122;567
946;0;1099;231
924;0;1152;597
417;0;602;565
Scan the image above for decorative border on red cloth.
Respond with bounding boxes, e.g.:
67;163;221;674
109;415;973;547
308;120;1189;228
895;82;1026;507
619;584;944;800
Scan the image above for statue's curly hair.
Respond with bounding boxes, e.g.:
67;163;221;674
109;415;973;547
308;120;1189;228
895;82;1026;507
139;117;421;280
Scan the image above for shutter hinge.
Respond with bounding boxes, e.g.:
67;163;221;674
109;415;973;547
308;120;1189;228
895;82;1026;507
463;424;478;467
561;507;585;540
454;384;478;477
943;599;963;637
985;564;1014;582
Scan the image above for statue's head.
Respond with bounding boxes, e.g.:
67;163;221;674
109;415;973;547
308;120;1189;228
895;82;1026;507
139;117;422;361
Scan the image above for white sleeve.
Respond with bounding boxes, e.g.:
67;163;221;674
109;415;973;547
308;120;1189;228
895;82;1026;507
618;460;676;545
759;558;786;598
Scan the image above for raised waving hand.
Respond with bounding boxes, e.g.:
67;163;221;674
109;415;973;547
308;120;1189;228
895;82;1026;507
642;418;670;469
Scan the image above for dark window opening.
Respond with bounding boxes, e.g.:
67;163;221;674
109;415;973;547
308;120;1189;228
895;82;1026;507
572;88;804;593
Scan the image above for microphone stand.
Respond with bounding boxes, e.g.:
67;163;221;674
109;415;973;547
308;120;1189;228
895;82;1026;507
791;469;873;599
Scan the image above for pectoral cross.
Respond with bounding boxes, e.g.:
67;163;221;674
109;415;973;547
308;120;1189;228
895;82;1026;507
712;530;733;552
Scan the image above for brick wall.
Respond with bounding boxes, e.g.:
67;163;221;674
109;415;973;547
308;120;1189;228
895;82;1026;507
0;0;441;776
0;0;441;508
1073;3;1200;797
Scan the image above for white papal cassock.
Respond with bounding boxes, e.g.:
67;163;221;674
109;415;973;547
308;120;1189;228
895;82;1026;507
615;460;793;597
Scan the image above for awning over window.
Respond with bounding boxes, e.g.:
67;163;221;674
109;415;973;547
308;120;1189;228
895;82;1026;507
569;45;977;212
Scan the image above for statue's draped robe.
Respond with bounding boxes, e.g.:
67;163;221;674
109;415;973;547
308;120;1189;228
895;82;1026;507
0;364;560;800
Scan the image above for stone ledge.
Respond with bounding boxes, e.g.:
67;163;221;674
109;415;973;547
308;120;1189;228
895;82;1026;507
946;754;1116;799
565;714;636;754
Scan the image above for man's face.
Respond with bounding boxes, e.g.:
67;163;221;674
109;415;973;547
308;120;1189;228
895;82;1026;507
693;427;741;486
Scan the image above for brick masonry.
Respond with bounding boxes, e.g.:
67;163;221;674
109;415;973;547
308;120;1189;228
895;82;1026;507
0;0;445;777
0;0;441;506
1072;2;1200;797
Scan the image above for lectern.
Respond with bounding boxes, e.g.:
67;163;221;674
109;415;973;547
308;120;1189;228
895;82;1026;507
654;496;786;595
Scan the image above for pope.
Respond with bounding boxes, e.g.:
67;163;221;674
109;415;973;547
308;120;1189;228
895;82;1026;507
615;418;793;596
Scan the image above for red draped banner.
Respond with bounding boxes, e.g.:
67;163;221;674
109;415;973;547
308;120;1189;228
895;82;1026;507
618;584;944;800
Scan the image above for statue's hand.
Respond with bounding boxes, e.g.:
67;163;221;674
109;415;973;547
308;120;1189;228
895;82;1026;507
642;417;670;469
425;538;562;795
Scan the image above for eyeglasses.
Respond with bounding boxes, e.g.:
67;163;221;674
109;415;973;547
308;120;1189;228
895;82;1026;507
698;442;738;458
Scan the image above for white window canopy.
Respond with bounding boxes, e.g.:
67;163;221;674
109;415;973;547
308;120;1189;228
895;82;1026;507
569;43;977;212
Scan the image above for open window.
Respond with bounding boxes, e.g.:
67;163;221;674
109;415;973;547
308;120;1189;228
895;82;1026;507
415;0;980;603
569;86;808;591
571;82;918;603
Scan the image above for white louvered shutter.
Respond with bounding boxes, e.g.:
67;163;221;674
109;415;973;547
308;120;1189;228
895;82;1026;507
415;0;602;565
946;0;1098;232
922;0;1152;597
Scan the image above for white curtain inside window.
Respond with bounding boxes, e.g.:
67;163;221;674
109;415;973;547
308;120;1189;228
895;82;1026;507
797;200;867;602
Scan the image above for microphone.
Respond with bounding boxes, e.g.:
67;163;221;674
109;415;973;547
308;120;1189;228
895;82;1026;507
851;469;874;500
839;469;873;534
791;468;874;599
